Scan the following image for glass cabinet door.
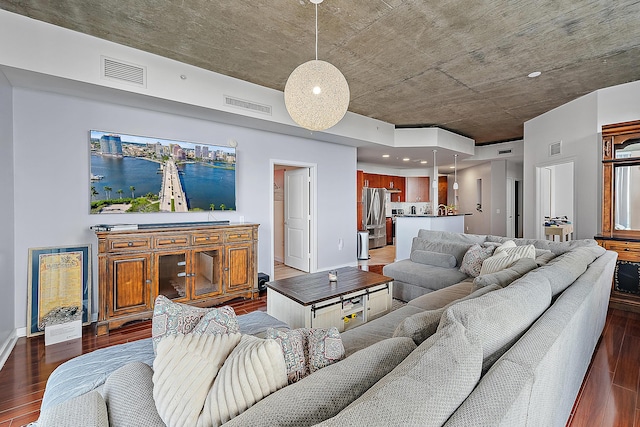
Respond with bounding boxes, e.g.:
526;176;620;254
157;252;187;300
192;248;223;297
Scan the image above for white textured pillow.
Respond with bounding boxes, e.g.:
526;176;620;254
203;335;287;426
495;243;536;260
480;244;536;276
153;333;241;427
480;252;518;276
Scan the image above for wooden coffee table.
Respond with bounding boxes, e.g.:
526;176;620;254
266;266;393;332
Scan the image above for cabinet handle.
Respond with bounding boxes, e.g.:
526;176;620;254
177;272;187;277
128;242;133;247
625;248;630;251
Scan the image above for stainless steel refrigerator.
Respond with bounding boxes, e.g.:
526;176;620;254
362;187;387;249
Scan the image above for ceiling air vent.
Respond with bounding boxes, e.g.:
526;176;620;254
101;56;146;87
224;95;272;116
498;149;512;155
549;141;562;156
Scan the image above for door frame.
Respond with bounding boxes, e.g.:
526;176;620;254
534;158;576;240
270;159;317;280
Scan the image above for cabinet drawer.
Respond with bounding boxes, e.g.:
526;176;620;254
154;235;189;248
225;230;253;242
108;237;151;252
604;241;640;262
192;233;222;245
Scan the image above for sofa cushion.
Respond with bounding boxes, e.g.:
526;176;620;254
411;237;473;266
222;337;417;427
407;281;474;310
317;321;483;427
410;249;457;268
394;284;501;345
340;305;423;355
417;229;487;245
439;276;552;373
37;390;109;427
535;250;556;266
151;295;239;352
103;362;165;427
474;257;539;288
485;235;598;255
459;243;495;277
526;245;606;297
382;259;469;293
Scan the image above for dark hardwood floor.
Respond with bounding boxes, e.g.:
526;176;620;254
0;294;638;426
0;294;267;426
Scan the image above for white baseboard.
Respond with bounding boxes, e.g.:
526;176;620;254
0;330;18;371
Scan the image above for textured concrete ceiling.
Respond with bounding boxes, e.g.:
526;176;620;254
2;0;640;145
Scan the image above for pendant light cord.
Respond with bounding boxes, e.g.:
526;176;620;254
315;2;318;60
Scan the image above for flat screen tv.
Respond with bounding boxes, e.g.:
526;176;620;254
90;130;236;214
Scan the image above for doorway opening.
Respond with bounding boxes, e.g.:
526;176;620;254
535;161;575;240
271;161;317;281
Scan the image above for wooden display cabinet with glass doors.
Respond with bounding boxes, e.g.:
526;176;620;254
95;223;258;335
596;120;640;312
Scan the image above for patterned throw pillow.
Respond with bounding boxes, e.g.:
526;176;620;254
265;328;310;384
151;295;239;353
268;327;346;379
459;244;495;277
308;327;345;373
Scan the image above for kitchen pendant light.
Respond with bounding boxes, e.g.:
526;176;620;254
453;154;459;190
284;0;350;131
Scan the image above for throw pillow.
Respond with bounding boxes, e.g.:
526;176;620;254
410;250;457;268
151;295;239;353
204;335;288;426
265;327;310;384
308;327;345;373
479;252;518;276
459;244;495;278
152;333;242;427
495;243;536;260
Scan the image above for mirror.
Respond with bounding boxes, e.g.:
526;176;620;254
615;164;640;230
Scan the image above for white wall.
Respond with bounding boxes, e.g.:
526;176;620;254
524;93;598;239
524;80;640;240
11;87;357;331
0;70;15;356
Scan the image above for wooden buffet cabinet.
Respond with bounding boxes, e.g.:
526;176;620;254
95;223;258;335
596;120;640;312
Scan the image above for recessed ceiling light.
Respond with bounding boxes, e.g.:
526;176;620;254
382;154;390;158
528;71;542;78
420;160;427;164
403;158;410;161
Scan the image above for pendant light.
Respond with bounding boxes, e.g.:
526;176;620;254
284;0;350;131
453;154;459;190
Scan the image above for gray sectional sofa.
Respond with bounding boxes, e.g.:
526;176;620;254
33;230;617;427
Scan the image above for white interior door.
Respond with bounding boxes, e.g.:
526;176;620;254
506;177;514;238
284;168;310;272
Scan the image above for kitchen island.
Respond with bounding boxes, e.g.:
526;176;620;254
394;214;468;261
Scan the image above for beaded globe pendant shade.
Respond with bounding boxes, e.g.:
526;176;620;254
284;0;350;131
